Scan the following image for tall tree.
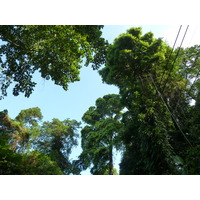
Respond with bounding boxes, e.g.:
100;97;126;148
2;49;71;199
99;27;199;174
79;94;124;175
0;25;108;99
35;118;81;174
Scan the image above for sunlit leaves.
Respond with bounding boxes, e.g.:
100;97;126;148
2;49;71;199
0;108;80;175
35;118;80;174
0;25;108;98
79;94;124;175
99;27;193;174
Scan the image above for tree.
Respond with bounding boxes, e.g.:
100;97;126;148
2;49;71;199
184;60;200;174
0;112;22;174
170;45;200;174
0;109;54;175
79;94;124;175
0;108;80;175
35;118;81;174
0;109;29;153
99;27;199;174
15;107;43;152
0;25;108;99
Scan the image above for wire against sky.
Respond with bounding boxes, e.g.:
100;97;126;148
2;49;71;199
159;25;182;87
149;74;193;147
162;25;189;93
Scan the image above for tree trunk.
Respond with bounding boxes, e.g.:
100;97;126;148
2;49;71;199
109;144;113;175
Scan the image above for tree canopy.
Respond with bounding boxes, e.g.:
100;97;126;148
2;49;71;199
0;108;80;175
0;25;108;99
1;26;200;175
77;94;124;175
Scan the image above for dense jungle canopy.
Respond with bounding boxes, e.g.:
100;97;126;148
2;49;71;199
0;26;200;175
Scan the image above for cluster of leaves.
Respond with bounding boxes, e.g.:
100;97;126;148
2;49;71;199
0;25;108;99
0;107;80;175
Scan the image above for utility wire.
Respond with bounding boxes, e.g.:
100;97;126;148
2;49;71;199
159;25;182;87
141;26;183;120
140;26;192;147
170;27;200;118
149;74;193;147
162;25;189;94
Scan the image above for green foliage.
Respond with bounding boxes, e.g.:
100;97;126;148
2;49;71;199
99;27;200;175
100;27;177;174
0;25;108;99
14;107;43;151
99;28;168;87
185;145;200;174
21;151;64;175
79;94;124;175
0;109;29;152
0;108;80;175
15;107;43;127
0;148;23;175
103;168;119;175
35;118;80;174
1;27;200;175
0;143;63;174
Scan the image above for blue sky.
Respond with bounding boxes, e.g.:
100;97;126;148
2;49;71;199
1;25;200;175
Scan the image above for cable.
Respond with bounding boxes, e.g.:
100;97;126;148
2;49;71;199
170;27;200;117
149;73;193;147
160;26;200;132
140;26;183;121
159;25;182;87
138;26;193;147
162;25;189;94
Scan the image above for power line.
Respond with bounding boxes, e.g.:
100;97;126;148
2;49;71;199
149;73;193;147
162;25;189;94
159;25;182;87
169;27;200;118
138;25;193;147
140;26;183;121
